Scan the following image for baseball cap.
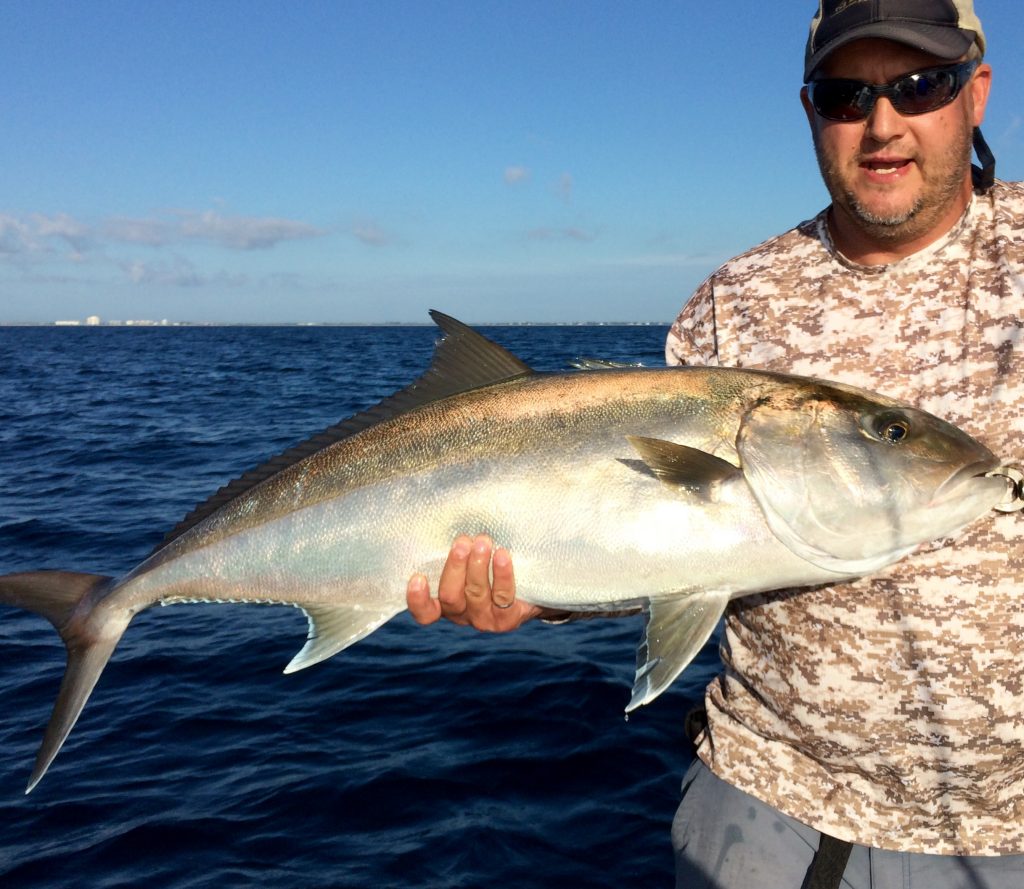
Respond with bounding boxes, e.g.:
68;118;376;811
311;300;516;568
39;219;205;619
804;0;986;82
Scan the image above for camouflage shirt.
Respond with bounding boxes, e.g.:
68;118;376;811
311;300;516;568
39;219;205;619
665;179;1024;855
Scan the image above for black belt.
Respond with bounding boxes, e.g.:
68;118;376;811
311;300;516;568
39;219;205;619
685;707;854;889
801;833;853;889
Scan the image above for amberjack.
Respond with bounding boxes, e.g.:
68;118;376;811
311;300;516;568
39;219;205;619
0;312;1012;792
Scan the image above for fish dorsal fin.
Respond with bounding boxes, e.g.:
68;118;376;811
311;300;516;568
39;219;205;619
626;436;740;497
568;357;644;370
152;310;534;554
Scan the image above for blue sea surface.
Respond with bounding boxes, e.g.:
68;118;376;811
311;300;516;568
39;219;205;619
0;324;720;888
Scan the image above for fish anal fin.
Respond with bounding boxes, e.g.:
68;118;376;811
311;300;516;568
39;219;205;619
626;591;729;712
626;436;739;498
154;312;535;555
284;603;403;674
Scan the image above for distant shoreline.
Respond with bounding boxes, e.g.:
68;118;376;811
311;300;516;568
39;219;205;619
0;320;664;328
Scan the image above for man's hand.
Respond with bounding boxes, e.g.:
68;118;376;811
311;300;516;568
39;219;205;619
406;534;541;631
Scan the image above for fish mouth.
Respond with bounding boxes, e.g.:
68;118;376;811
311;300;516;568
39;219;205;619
985;465;1024;512
932;457;1007;505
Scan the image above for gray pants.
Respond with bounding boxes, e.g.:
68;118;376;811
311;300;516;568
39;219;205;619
672;758;1024;889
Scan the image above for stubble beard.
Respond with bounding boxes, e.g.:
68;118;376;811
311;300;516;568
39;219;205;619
813;123;974;245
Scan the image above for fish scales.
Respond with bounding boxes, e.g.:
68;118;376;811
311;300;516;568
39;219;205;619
0;311;1014;792
143;367;760;577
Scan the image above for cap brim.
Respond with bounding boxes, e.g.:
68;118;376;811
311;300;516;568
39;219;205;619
804;23;976;81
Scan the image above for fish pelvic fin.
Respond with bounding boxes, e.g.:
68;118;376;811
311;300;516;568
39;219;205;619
284;603;403;674
626;591;729;713
0;570;125;793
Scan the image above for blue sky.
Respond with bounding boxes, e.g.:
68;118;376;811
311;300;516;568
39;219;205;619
2;0;1022;324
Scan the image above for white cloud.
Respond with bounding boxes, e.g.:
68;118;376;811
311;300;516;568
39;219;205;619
0;213;95;257
176;210;323;250
351;221;395;247
31;212;93;252
104;216;173;246
526;226;595;242
117;253;249;288
504;165;531;185
120;255;201;287
0;208;326;258
0;214;35;254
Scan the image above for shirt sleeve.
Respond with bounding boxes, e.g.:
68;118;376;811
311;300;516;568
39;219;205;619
665;277;719;367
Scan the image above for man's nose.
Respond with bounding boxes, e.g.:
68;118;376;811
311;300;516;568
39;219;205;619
864;96;907;144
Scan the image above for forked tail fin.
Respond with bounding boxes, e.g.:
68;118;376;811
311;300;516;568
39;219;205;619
0;570;124;793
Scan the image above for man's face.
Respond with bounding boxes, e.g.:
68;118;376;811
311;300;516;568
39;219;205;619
801;38;991;254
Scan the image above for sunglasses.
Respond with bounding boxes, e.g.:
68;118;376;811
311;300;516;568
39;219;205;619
807;60;979;122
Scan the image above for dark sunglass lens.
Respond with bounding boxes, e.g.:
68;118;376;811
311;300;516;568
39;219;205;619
893;70;956;114
812;80;870;121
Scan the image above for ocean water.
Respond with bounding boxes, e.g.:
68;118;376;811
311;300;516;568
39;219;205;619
0;324;721;888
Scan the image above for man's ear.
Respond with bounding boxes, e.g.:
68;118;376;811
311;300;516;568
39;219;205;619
800;85;817;133
969;63;992;127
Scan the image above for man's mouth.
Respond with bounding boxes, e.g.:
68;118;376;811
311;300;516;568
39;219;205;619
861;158;912;177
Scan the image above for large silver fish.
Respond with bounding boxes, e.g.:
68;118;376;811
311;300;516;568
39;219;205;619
0;312;1014;792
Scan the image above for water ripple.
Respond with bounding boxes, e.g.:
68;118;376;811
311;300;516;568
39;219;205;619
0;325;708;888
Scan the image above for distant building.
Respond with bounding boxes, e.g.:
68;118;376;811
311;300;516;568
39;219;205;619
55;320;81;326
85;315;102;326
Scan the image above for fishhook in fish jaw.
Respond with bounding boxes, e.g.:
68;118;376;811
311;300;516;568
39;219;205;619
986;465;1024;513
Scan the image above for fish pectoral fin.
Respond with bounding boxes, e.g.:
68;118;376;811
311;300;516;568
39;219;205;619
284;603;402;674
626;591;729;712
625;436;739;498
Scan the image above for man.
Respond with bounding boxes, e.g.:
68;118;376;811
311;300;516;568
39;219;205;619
407;2;1024;886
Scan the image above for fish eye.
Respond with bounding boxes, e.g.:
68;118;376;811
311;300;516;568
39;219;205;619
877;417;910;444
